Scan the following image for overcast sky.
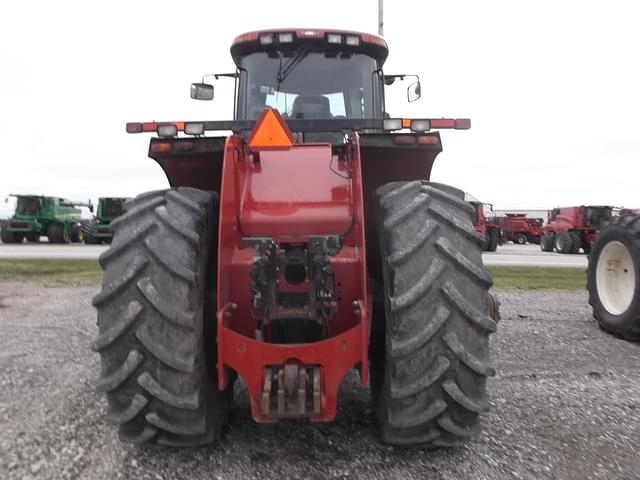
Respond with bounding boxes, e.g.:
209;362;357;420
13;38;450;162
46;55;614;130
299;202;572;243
1;0;639;217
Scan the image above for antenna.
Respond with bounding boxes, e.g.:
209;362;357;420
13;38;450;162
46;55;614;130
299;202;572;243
378;0;384;36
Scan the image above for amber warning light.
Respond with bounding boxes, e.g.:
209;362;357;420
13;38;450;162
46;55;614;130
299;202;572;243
248;108;294;151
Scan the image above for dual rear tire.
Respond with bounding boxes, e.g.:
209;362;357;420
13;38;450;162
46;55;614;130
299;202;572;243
92;188;233;446
370;181;496;446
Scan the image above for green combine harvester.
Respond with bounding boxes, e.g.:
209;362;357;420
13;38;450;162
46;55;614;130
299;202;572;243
81;197;130;244
0;194;93;243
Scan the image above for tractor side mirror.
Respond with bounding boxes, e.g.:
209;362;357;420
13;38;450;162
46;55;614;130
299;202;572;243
190;83;214;100
407;81;421;102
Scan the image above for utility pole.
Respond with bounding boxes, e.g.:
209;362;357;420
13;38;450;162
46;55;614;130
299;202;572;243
378;0;384;36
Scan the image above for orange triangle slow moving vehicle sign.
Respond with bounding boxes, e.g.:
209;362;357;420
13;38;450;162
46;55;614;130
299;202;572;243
248;108;294;150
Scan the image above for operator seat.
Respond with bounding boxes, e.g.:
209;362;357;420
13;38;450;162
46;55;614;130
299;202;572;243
291;95;332;119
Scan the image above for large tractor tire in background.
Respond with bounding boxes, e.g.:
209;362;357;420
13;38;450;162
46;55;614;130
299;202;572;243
82;222;100;244
587;214;640;340
370;181;497;447
91;188;233;446
70;223;83;243
486;229;499;252
1;222;17;243
26;233;40;242
569;231;581;254
47;223;70;244
554;232;573;253
540;233;554;252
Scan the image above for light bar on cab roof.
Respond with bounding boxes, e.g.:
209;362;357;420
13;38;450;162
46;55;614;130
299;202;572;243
231;30;387;50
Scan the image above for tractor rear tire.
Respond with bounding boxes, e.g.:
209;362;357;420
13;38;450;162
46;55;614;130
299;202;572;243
70;223;83;243
92;187;233;446
587;214;640;340
540;234;554;252
554;232;573;253
47;223;70;244
82;222;100;244
371;181;497;447
569;231;581;254
1;222;17;243
486;229;499;252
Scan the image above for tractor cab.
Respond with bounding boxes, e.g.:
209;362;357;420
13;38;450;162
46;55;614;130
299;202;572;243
97;197;126;222
583;206;615;228
14;195;43;217
192;29;421;123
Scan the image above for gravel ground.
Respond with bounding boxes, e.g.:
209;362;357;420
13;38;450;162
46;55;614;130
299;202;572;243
0;283;639;480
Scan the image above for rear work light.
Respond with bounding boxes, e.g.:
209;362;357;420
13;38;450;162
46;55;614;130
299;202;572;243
383;118;403;131
278;32;294;43
158;125;178;138
259;34;274;45
185;122;204;135
410;119;431;132
327;33;342;44
345;35;360;46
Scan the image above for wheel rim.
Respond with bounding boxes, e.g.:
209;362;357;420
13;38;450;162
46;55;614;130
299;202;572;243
595;241;636;315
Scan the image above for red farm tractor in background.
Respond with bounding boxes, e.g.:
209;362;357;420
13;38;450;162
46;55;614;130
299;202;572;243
500;214;544;245
92;28;498;448
540;205;616;254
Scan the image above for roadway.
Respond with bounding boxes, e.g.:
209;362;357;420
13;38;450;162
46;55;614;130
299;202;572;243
0;242;589;267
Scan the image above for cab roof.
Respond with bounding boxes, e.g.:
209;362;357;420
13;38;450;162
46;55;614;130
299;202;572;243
230;28;389;67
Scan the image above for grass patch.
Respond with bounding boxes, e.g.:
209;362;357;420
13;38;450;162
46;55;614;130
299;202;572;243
0;260;586;290
0;259;102;286
488;266;586;290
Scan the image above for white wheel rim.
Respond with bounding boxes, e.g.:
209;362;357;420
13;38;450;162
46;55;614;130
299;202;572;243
595;241;636;315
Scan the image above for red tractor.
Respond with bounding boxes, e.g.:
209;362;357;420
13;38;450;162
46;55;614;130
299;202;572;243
540;206;615;254
468;200;500;252
500;214;544;245
92;29;497;448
